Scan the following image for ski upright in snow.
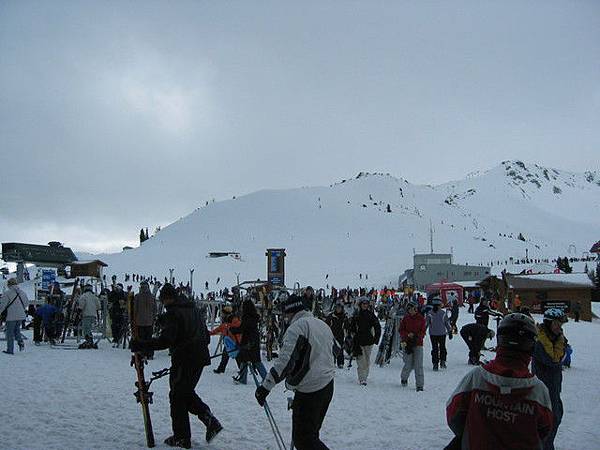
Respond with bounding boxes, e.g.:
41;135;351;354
129;298;155;448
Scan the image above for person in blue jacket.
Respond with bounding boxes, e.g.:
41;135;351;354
36;301;59;345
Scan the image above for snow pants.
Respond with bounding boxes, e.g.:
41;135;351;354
237;361;267;384
430;335;447;365
401;346;424;388
356;345;373;383
81;316;94;340
169;364;213;439
136;325;154;358
292;380;334;450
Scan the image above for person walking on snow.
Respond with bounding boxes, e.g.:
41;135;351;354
230;299;267;384
130;283;223;449
1;278;29;354
133;281;157;359
210;304;241;373
446;313;553;450
426;297;452;370
255;294;335;450
349;297;381;385
532;308;567;450
325;303;346;368
399;300;426;391
77;284;101;345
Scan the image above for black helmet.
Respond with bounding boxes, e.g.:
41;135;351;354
497;313;537;353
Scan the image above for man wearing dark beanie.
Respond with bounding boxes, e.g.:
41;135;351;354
255;294;335;450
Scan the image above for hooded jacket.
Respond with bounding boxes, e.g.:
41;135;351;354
262;310;335;394
133;284;156;327
426;307;451;336
399;312;426;346
0;286;29;321
138;297;210;367
446;348;553;450
77;291;101;318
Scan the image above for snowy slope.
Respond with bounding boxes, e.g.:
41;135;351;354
1;311;599;450
94;161;599;288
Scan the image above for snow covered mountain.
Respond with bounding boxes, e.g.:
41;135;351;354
97;160;600;288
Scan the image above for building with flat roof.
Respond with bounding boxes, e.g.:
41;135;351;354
413;253;490;290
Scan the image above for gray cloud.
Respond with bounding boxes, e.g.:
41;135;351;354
1;1;599;252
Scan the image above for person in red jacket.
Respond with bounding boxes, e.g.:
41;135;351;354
445;313;553;450
399;300;426;391
209;305;241;374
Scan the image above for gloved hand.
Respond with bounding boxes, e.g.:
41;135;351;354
448;333;453;340
255;386;270;407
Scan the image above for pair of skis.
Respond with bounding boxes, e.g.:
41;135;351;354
129;295;156;448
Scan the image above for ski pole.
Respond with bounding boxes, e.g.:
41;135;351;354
249;366;288;450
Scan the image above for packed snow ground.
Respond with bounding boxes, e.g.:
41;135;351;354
2;310;599;450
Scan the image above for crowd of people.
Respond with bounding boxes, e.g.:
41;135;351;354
1;275;577;450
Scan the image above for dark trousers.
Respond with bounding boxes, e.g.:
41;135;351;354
334;337;344;367
111;314;122;342
292;380;334;450
430;335;447;365
169;364;212;439
574;312;580;322
33;316;43;343
136;325;154;358
468;304;474;313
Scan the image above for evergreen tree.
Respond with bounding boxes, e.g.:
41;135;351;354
145;227;149;240
517;233;526;241
595;262;600;290
139;228;145;244
386;204;392;213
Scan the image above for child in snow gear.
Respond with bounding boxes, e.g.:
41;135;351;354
209;305;241;373
256;294;335;450
446;313;553;450
399;300;426;391
348;297;381;385
532;308;567;450
130;283;223;448
426;298;452;370
459;322;494;365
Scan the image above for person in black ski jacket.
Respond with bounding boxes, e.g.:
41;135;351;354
130;283;223;449
460;322;494;365
230;299;267;384
474;297;501;329
325;303;346;368
108;284;126;345
349;298;381;385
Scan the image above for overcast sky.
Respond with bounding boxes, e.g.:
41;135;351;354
1;1;599;253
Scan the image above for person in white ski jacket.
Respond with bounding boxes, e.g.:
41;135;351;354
77;285;101;341
255;294;335;450
1;278;29;354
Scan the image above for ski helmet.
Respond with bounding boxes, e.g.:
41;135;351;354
544;308;567;323
407;299;419;309
497;313;537;353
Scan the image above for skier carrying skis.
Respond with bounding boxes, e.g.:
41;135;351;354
255;294;335;450
130;283;223;449
446;313;553;450
399;299;426;391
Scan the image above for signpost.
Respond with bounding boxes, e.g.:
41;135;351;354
41;269;56;291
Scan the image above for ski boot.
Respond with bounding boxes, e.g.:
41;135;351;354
18;341;25;351
204;415;223;443
433;363;439;371
213;367;225;374
164;435;191;449
440;361;447;369
416;387;424;392
401;380;408;387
